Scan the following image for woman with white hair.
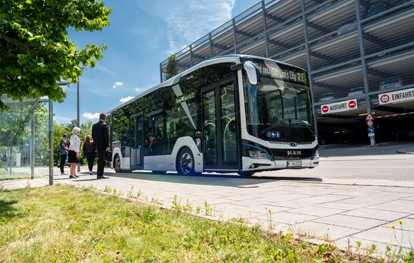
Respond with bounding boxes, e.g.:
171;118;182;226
68;127;81;178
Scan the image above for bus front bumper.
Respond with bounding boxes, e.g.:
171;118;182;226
242;156;319;171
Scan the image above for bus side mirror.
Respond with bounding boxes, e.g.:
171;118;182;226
231;61;260;85
243;61;260;85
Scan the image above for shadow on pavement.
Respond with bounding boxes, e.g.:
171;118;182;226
319;141;414;157
107;171;322;187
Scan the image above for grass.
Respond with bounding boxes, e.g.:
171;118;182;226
0;185;412;262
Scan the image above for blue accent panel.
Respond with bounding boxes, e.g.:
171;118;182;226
241;142;271;160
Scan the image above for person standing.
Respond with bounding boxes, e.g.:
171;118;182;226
83;135;95;175
92;112;109;179
58;134;68;175
68;127;81;179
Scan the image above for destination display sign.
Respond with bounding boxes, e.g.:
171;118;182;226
321;99;358;114
249;59;308;86
378;88;414;105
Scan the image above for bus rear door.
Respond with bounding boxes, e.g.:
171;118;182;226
131;113;144;169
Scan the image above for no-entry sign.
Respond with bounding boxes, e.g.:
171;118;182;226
321;99;358;114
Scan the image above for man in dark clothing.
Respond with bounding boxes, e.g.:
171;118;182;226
92;112;109;179
58;134;68;175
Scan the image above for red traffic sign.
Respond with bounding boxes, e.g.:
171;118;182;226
348;100;357;109
366;120;374;126
365;114;374;121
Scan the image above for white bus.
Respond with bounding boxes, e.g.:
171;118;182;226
108;55;319;177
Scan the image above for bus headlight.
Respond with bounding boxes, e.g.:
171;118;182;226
242;142;271;160
248;150;269;159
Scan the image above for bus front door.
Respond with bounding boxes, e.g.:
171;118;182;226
202;82;239;171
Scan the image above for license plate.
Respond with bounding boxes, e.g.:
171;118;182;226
287;160;302;167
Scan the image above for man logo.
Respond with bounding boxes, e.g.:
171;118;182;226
290;142;297;147
287;150;301;156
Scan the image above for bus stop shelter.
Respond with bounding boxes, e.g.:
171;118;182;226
0;95;54;185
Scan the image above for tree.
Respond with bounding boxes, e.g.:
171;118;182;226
164;54;177;80
0;0;112;109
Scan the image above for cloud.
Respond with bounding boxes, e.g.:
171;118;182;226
95;64;117;76
112;81;124;89
54;115;72;124
167;0;235;52
136;0;235;54
135;84;154;95
82;112;100;120
120;96;134;104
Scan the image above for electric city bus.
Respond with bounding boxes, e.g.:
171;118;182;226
108;55;319;177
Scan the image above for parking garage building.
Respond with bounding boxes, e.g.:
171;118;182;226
160;0;414;145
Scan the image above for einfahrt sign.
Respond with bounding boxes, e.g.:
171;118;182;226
379;88;414;105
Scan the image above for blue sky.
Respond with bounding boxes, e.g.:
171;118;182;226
54;0;257;124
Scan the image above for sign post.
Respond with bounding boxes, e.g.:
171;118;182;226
365;113;375;146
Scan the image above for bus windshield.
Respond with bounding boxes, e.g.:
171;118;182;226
244;65;315;143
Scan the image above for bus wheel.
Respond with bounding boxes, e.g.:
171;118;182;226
114;154;121;173
177;148;195;176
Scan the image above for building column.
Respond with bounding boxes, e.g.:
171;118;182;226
209;33;213;58
300;0;318;136
354;0;375;145
190;45;194;67
232;18;238;53
261;0;269;58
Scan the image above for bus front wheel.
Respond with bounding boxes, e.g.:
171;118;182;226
177;148;195;176
113;155;131;173
113;154;121;173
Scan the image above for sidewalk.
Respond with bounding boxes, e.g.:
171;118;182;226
2;167;414;256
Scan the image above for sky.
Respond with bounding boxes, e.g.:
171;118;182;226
54;0;258;125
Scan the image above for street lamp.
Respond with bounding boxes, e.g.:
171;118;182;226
76;69;84;172
76;67;85;129
77;79;80;128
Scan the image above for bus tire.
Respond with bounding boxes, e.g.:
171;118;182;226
176;147;195;176
113;154;131;173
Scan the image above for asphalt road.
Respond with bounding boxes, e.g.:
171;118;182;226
255;141;414;186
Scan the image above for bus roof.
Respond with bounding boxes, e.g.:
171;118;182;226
107;54;304;114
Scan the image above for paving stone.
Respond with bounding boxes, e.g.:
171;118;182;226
342;208;410;221
314;214;386;230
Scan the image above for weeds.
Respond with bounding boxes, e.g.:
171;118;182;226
204;200;213;215
385;219;414;262
103;186;111;193
136;189;142;199
127;185;134;198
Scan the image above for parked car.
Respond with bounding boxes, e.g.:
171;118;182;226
337;22;357;36
348;88;364;97
319;93;335;102
317;33;337;44
379;76;403;90
367;1;387;17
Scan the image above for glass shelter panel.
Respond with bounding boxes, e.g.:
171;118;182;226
0;98;51;180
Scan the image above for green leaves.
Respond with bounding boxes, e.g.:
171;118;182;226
0;0;112;109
